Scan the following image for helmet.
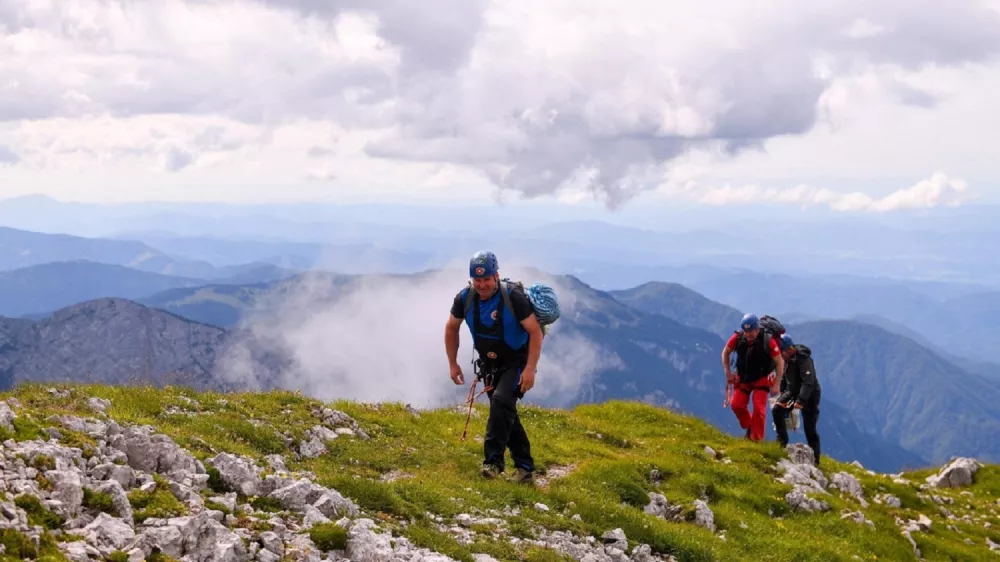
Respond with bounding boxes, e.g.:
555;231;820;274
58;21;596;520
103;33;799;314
469;250;498;278
779;333;794;351
740;313;759;331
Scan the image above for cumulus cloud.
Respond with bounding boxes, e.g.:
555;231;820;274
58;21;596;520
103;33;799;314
213;263;616;407
2;0;999;207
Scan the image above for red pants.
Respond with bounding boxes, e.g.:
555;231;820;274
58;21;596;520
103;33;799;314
731;382;772;441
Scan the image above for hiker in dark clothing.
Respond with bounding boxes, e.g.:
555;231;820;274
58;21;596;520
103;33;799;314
444;250;543;484
772;334;822;465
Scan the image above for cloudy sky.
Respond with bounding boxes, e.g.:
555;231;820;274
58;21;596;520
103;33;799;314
1;0;999;213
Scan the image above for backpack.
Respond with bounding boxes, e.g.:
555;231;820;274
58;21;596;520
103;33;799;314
758;314;786;343
463;278;560;336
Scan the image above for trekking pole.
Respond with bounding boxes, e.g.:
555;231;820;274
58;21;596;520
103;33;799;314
460;362;494;441
460;379;495;440
460;377;479;441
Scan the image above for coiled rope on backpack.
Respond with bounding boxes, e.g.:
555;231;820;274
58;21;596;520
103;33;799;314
525;283;560;325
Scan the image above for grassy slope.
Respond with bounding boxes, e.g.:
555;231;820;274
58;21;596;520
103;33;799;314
2;383;999;562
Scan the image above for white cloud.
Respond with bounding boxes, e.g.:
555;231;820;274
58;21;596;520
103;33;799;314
213;263;616;408
1;0;999;208
655;170;969;212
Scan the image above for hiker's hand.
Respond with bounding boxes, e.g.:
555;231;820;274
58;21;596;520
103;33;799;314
519;365;536;393
725;371;737;384
450;363;464;385
793;401;803;409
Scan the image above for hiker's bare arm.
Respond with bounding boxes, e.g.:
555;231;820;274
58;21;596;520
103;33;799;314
520;314;544;369
771;354;785;392
445;315;462;367
721;345;733;373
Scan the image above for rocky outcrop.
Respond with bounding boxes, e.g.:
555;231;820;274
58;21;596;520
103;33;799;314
0;399;363;562
0;394;692;562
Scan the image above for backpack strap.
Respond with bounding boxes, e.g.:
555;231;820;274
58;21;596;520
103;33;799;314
498;281;515;320
463;283;475;318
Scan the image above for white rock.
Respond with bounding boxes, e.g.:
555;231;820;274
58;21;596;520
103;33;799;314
208;452;264;496
0;401;16;432
693;499;715;532
925;457;981;488
88;397;112;413
83;512;137;556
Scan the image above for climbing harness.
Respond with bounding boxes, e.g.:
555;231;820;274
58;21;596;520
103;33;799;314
460;357;496;441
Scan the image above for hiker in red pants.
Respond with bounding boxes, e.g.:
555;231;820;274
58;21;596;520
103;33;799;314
722;313;784;441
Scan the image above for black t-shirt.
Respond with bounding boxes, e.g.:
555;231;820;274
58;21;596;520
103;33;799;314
450;285;534;323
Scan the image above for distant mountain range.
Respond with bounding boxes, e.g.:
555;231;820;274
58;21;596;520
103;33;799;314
0;225;223;277
4;220;1000;370
0;260;297;319
583;265;1000;367
6;194;1000;285
0;218;997;471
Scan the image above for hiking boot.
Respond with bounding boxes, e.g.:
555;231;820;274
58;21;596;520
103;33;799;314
511;468;533;484
480;463;502;479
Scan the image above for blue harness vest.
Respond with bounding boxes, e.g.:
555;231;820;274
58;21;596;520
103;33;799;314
461;284;529;365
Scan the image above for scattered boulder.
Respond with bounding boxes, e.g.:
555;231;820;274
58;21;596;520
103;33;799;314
316;407;370;440
776;459;828;495
207;452;263;496
830;472;867;506
644;492;683;522
0;400;16;432
925;457;981;488
841;510;875;529
526;527;678;562
785;443;817;466
693;499;715;532
88;397;112;413
874;493;901;508
785;488;831;513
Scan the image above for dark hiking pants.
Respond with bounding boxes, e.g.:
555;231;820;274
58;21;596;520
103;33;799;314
483;362;534;473
772;388;821;465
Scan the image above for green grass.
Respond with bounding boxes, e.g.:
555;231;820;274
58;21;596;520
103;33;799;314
3;382;999;562
127;474;188;523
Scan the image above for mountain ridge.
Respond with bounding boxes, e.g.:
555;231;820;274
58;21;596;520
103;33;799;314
0;297;285;392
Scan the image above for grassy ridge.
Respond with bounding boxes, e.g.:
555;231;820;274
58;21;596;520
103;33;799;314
2;383;999;562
